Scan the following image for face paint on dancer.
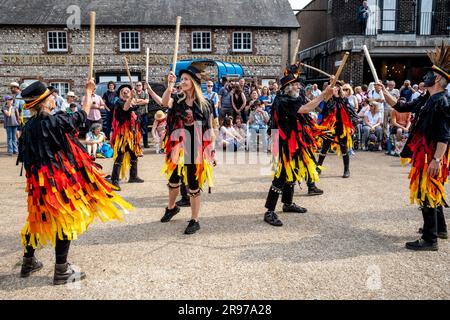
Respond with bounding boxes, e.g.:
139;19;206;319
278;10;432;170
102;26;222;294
120;88;131;100
423;71;438;88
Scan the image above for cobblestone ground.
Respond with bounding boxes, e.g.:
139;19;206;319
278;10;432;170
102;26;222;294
0;130;449;300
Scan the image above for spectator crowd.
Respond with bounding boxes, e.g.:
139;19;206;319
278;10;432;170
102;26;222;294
2;77;450;159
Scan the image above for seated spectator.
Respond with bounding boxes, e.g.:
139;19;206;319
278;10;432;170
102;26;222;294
362;101;383;151
85;123;107;159
248;100;270;152
220;116;244;152
391;108;411;142
305;85;314;102
152;110;167;154
234;115;247;141
312;84;322;97
67;102;80;115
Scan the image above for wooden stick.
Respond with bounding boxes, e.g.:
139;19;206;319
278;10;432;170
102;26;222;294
172;16;182;74
146;47;150;84
363;45;379;83
331;52;350;86
124;56;134;90
89;12;96;79
300;63;332;78
291;39;301;65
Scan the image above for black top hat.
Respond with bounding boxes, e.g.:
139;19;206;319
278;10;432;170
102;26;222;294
179;65;203;84
21;81;55;109
280;64;302;90
116;84;132;95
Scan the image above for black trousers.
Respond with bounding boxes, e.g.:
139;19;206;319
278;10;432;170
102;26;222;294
320;136;348;157
265;167;296;211
421;203;448;244
24;234;70;264
112;146;139;181
140;114;149;147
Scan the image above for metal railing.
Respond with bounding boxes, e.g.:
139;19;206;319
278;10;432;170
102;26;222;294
361;9;449;36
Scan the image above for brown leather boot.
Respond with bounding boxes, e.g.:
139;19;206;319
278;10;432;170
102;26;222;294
20;257;43;278
53;262;86;285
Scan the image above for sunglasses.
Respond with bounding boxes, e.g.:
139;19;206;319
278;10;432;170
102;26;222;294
207;85;213;87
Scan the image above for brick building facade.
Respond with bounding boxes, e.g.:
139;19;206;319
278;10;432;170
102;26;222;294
0;0;299;96
297;0;450;86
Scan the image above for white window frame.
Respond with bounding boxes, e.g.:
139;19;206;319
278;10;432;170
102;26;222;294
120;31;141;52
232;32;252;53
191;31;212;52
49;82;70;97
47;31;68;52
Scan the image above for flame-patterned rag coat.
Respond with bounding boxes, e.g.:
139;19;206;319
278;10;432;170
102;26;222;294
17;110;133;250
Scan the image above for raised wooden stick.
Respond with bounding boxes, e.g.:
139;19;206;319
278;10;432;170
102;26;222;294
300;63;332;78
331;52;350;86
172;16;182;74
146;47;150;84
89;12;96;79
124;56;134;90
291;39;301;65
363;45;379;83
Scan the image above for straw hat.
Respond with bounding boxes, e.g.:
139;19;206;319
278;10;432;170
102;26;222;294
155;110;166;121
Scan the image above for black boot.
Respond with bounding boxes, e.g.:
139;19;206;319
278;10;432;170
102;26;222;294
343;154;350;178
53;262;86;285
264;211;283;227
407;207;438;251
307;182;324;196
184;219;200;235
20;257;43;278
110;162;122;191
177;183;191;207
283;203;308;213
176;198;191;207
128;160;144;183
161;206;180;223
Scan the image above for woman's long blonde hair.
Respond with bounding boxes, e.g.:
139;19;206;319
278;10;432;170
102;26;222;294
177;73;210;114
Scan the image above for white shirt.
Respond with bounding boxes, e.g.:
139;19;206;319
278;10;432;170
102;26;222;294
365;110;382;126
312;89;322;97
446;84;450;98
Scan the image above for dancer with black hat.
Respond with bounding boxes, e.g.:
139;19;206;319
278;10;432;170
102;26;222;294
264;64;333;227
381;42;450;251
110;84;144;190
160;65;215;234
316;81;357;178
17;78;133;284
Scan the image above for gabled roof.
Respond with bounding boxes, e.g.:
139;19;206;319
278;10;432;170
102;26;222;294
0;0;299;28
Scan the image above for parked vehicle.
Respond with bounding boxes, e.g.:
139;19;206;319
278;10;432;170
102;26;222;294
171;59;245;92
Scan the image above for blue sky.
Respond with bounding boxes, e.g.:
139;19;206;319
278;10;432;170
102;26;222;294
288;0;312;10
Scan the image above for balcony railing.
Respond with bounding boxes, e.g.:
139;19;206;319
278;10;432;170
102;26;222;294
354;9;449;36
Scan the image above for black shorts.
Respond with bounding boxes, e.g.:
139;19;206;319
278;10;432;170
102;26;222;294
169;165;199;191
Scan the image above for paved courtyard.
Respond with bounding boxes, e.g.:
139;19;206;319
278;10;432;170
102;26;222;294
0;131;449;300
